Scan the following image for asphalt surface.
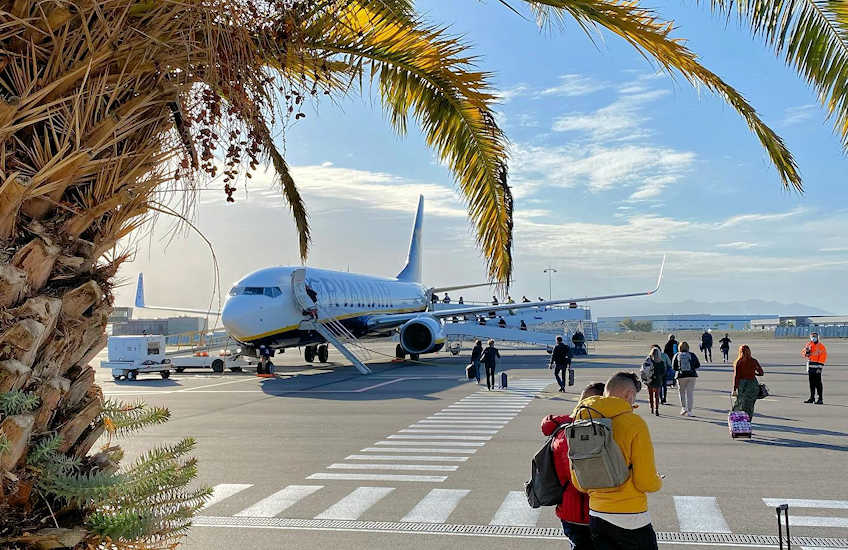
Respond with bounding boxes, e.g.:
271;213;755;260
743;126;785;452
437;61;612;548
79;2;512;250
94;336;848;549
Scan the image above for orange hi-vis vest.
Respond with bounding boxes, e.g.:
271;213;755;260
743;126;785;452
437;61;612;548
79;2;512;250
802;341;827;365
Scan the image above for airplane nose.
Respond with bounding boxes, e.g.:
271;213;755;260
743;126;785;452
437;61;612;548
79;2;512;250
221;298;250;340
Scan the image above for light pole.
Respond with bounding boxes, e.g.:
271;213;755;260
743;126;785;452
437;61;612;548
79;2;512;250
543;266;558;301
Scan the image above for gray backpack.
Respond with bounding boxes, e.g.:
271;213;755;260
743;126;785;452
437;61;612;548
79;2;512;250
566;406;631;490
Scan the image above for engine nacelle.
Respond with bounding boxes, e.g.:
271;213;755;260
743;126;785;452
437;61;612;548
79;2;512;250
399;316;445;355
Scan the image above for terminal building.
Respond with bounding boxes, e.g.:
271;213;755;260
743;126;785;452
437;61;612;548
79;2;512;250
598;314;775;333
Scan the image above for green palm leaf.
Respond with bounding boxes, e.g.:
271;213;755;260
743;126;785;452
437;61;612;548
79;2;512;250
520;0;802;190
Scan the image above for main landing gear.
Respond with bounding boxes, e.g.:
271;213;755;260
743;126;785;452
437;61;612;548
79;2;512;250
305;344;329;363
395;345;418;362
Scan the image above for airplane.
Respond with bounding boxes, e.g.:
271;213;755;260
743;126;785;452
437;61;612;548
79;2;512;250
135;195;665;374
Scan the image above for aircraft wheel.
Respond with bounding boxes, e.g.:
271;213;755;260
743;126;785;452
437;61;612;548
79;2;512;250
127;370;137;381
409;353;420;361
211;358;224;373
230;366;243;372
395;344;406;359
317;345;329;363
174;367;185;373
160;371;170;379
304;346;316;363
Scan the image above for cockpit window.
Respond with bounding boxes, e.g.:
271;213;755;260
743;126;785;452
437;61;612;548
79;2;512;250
229;286;282;297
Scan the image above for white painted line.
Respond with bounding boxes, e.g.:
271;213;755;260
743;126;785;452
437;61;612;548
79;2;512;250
673;496;731;533
306;473;447;483
375;441;485;447
399;429;499;435
234;485;323;518
401;489;470;523
178;377;258;392
490;491;543;527
346;455;468;462
447;404;525;408
431;414;515;419
387;435;492;441
789;516;848;527
328;463;458;472
350;378;408;392
763;498;848;509
411;424;505;429
314;487;394;520
417;420;507;425
361;447;477;454
201;484;253;510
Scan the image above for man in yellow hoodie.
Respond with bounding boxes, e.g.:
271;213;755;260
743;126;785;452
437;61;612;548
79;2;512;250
571;371;663;550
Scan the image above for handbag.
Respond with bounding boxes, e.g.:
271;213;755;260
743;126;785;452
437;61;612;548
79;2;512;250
757;383;770;400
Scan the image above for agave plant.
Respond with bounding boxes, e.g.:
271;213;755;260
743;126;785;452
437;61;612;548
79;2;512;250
0;0;829;547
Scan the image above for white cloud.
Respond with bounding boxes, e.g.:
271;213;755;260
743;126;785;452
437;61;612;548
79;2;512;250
819;247;848;253
782;104;818;126
717;241;760;250
539;74;607;97
494;84;529;104
717;208;805;228
552;89;670;141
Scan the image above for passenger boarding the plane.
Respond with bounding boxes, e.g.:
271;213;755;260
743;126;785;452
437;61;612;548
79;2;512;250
522;296;531;303
458;296;464;304
498;317;507;328
520;320;528;331
507;296;515;304
443;293;451;304
492;296;499;306
478;316;487;326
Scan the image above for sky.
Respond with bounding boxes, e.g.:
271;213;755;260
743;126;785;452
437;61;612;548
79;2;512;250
115;1;848;316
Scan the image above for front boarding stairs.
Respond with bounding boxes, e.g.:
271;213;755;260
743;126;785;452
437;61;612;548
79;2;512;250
292;268;372;375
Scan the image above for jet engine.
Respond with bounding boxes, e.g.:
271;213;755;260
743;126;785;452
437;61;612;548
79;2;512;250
399;316;445;355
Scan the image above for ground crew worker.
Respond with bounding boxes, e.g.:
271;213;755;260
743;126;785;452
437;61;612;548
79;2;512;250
549;335;572;392
571;372;662;549
802;332;827;404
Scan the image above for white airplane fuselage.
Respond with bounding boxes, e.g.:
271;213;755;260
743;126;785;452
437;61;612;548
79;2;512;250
221;267;429;349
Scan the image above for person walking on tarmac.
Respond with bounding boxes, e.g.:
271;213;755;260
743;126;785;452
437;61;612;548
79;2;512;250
802;332;828;404
549;336;573;392
571;372;663;550
732;345;764;420
673;342;700;417
700;329;713;362
719;334;732;363
470;340;483;384
661;335;678;404
482;339;501;391
541;382;606;550
651;344;672;406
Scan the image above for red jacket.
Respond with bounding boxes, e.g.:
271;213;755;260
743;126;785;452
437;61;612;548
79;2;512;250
540;414;590;525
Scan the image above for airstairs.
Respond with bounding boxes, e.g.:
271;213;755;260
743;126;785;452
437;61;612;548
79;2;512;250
291;268;372;375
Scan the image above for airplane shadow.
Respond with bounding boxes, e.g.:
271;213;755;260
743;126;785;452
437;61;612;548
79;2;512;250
111;378;181;387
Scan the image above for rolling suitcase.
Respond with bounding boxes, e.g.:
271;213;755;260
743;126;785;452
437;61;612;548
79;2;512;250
728;410;752;438
501;372;508;389
568;367;575;387
466;364;475;380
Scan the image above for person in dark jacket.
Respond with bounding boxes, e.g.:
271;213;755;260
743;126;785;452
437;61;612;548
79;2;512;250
719;334;732;363
541;382;605;550
642;347;666;416
673;341;700;416
662;335;678;404
700;330;713;362
482;339;500;390
549;336;573;392
470;340;483;384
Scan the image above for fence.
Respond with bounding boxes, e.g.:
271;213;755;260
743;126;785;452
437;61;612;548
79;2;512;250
775;325;848;338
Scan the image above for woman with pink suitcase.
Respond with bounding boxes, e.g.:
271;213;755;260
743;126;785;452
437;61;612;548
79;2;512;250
730;345;764;438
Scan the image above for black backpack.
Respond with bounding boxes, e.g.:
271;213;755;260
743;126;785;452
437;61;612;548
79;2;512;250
524;423;569;508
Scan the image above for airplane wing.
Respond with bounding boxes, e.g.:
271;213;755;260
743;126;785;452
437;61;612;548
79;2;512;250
367;256;665;329
133;273;222;316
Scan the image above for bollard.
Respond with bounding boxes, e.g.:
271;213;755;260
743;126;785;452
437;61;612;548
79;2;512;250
776;503;790;550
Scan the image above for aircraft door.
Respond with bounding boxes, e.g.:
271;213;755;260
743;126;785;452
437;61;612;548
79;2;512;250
291;268;318;315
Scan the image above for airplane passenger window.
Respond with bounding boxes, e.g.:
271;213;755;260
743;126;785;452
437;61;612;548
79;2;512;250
243;287;264;295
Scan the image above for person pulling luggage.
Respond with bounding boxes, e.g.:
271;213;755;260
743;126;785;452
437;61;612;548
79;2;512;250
732;344;764;420
470;339;483;384
482;339;500;391
549;336;572;392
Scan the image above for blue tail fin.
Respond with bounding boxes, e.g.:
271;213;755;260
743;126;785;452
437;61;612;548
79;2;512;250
135;273;145;308
397;195;424;283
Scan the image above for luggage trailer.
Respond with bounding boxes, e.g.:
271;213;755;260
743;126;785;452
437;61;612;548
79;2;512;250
102;334;258;381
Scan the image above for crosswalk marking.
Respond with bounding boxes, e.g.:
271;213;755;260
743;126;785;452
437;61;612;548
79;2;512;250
361;447;478;454
411;423;506;429
202;483;252;510
490;491;542;527
419;419;507;424
399;428;499;434
387;434;492;441
307;473;447;482
763;498;848;509
375;440;485;447
447;404;526;409
314;487;394;520
328;463;459;472
401;489;470;523
346;455;469;462
789;516;848;527
234;485;323;518
673;496;731;533
431;413;516;419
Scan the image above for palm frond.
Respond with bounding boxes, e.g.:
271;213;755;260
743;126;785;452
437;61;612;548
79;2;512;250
703;0;848;151
296;4;514;282
522;0;802;190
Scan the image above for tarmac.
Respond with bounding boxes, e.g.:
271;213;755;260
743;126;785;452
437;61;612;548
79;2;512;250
93;334;848;549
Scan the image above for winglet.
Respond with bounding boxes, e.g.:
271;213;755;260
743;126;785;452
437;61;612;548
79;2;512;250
135;273;145;308
397;195;424;283
649;255;666;295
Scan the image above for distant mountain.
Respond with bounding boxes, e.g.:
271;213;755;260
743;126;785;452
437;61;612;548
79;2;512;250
591;299;832;318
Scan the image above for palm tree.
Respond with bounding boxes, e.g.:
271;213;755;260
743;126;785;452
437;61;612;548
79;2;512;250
0;0;828;547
